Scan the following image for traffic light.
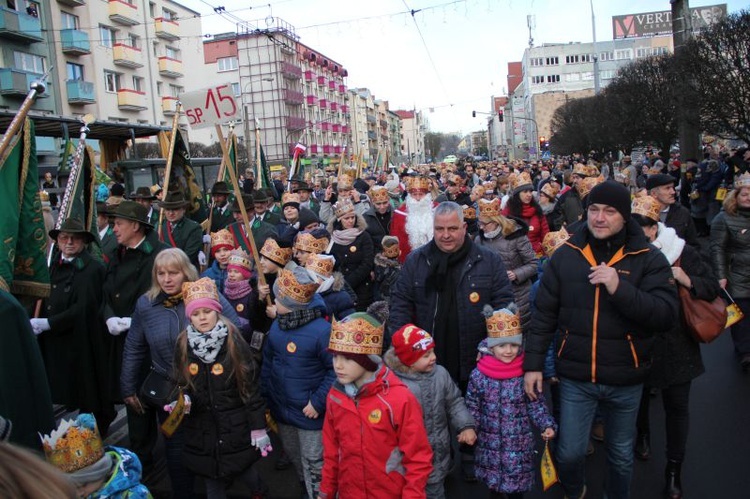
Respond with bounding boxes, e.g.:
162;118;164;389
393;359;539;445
539;137;546;151
498;110;504;122
472;111;476;117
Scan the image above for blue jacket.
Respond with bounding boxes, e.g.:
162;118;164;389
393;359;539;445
120;291;241;397
91;446;151;498
261;295;334;430
201;261;228;294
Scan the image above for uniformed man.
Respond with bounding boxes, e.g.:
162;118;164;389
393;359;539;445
157;190;204;269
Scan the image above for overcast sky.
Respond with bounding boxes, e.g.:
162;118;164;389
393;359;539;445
178;0;747;134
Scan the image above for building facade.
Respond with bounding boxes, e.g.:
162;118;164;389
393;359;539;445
394;109;425;165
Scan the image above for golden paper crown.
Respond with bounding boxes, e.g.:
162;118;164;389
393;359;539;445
276;267;320;304
573;163;599;178
541;181;560;200
463;205;477;220
485;307;522;339
735;172;750;189
542;226;570;257
368;186;389;203
41;414;104;474
210;229;235;249
472;185;486;198
306;253;335;278
406;175;431;193
261;238;293;266
478;198;502;219
511;171;533;192
227;249;253;271
337;174;354;191
334;198;355;219
329;312;384;355
647;165;663;175
182;277;219;306
631;195;661;222
576;175;605;198
39;190;50;202
282;192;300;206
449;173;465;186
483;180;496;190
381;237;400;259
294;231;329;254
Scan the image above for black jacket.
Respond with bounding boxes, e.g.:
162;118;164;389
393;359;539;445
363;206;392;252
523;219;679;386
710;209;750;298
665;203;698;247
328;222;375;311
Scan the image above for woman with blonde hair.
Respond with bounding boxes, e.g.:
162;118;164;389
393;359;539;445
0;442;76;498
120;248;242;497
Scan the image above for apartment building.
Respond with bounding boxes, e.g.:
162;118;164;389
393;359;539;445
394;109;426;165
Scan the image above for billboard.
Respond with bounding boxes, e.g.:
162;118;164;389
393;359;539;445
612;4;727;39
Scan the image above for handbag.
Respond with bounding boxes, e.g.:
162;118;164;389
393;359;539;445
139;366;177;409
678;285;727;343
723;288;745;329
540;440;559;491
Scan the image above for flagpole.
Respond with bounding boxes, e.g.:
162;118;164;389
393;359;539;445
255;119;262;190
0;69;51;165
158;101;182;239
54;114;95;229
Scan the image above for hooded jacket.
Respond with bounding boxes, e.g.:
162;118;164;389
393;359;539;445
92;446;151;498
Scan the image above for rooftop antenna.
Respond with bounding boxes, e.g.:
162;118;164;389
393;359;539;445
527;14;535;48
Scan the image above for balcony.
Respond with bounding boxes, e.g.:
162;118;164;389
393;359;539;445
328;80;336;91
117;89;147;110
332;124;341;133
304;70;314;82
109;0;139;26
66;79;95;104
309;144;320;154
340;104;349;114
317;75;326;86
281;61;302;80
320;122;331;132
329;102;337;112
57;0;86;6
334;145;342;154
368;131;377;140
61;29;91;55
161;96;178;115
323;145;333;155
154;17;179;41
342;125;349;134
113;44;143;68
380;119;388;128
366;115;377;124
0;7;43;42
339;84;346;94
286;115;306;131
0;69;48;97
158;57;183;78
283;89;304;105
305;95;317;106
319;98;327;109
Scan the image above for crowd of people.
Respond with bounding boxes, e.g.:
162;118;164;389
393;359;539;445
1;145;749;499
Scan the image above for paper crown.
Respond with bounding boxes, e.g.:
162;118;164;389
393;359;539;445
210;229;235;250
337;174;354;191
276;267;320;304
631;195;661;222
576;175;605;198
478;198;502;219
511;171;533;193
39;190;50;203
261;238;293;267
647;165;664;175
541;181;560;200
542;226;570;257
282;192;300;206
334;198;356;219
41;414;104;474
449;173;464;186
182;277;219;306
294;231;329;254
735;172;750;189
227;249;253;272
472;185;486;198
329;312;384;355
368;186;389;203
462;205;477;220
381;236;401;258
306;253;335;278
406;175;431;193
573;163;600;178
484;304;523;341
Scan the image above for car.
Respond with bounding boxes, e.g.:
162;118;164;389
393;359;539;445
443;155;458;163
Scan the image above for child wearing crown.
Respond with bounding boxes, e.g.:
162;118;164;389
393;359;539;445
465;304;557;499
257;237;294;307
222;249;266;348
304;253;356;321
200;229;236;294
383;323;476;499
172;277;271;498
372;235;402;304
320;313;433;499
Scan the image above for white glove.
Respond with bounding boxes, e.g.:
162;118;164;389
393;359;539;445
203;234;212;244
164;394;191;414
30;318;50;335
251;429;273;457
198;251;207;266
106;317;130;336
120;317;132;330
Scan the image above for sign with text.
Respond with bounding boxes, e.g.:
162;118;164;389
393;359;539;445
612;4;726;39
180;83;238;129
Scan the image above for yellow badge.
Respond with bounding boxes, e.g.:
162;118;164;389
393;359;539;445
368;409;382;424
469;292;480;303
188;363;199;376
211;363;224;376
350;246;357;253
287;342;297;353
236;303;245;312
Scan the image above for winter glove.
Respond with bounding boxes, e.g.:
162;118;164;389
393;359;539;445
119;317;132;330
251;429;273;457
30;318;50;335
198;251;207;266
164;394;191;414
202;234;212;244
106;317;130;336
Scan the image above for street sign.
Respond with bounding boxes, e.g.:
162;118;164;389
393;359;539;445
180;83;238;129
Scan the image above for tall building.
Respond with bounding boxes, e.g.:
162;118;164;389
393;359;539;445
394;109;426;165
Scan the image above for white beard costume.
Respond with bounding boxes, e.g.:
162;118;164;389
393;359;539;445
404;193;434;250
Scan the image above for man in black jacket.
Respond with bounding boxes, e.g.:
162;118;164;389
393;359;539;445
646;173;699;246
363;185;392;251
523;181;678;499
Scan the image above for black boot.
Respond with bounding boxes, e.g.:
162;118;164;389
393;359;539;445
634;432;650;460
664;460;683;499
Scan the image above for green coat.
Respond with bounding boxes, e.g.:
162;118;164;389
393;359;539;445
100;226;118;256
260;210;281;226
227;220;278;257
159;216;203;269
210;205;234;232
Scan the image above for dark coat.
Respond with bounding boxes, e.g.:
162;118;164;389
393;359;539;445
38;250;110;412
523;219;679;386
710;209;750;298
180;333;267;480
389;240;514;383
227;220;278;256
328;217;375;310
259;210;281;226
319;272;356;320
363;206;392;251
210;204;234;232
159;216;203;269
552;187;583;228
99;226;118;257
665;203;699;248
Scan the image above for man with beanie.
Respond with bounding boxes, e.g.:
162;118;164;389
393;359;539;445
523;181;679;499
646;173;699;247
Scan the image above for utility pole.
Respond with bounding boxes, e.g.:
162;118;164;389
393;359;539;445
671;0;701;162
591;0;601;95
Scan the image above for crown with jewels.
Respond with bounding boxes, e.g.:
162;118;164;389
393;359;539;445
227;249;253;272
282;192;301;206
576;175;605;198
631;195;661;222
541;181;560;200
478;198;501;219
511;171;533;192
542;226;570;257
472;185;486;198
261;238;293;267
182;277;219;306
337;172;354;191
334;198;356;219
368;186;389;203
306;253;335;278
329;312;384;355
276;267;320;304
573;163;600;178
294;231;329;254
210;229;235;250
40;414;104;474
406;175;431;193
735;172;750;189
485;304;522;339
463;205;477;220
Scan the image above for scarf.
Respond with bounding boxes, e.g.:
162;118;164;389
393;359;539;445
277;307;323;331
374;253;400;268
163;292;183;308
477;353;524;380
331;228;362;246
426;236;472;292
187;320;229;364
482;225;503;240
652;222;685;265
224;279;252;300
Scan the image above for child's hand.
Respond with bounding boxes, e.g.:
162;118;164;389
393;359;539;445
251;429;273;457
457;428;477;446
541;428;556;440
303;401;319;419
258;283;270;301
266;304;277;319
163;394;192;415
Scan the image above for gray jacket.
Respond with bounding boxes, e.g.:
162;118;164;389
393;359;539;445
710;209;750;298
383;347;475;484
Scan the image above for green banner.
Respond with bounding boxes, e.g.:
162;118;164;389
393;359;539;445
168;129;208;223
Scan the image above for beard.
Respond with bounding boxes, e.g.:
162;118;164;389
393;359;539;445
405;193;434;250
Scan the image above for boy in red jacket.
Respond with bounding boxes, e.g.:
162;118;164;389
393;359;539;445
319;312;433;499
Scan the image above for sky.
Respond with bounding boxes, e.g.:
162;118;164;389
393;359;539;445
178;0;748;134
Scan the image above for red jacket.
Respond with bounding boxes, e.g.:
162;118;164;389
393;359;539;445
319;365;433;499
502;204;549;257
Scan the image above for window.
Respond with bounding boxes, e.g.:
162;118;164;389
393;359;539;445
654;46;669;56
565;73;581;82
600;51;614;61
61;12;78;30
127;33;139;49
565;55;579;64
132;76;144;92
149;2;156;18
156;81;163;96
104;71;121;93
615;49;632;60
165;46;179;59
580;54;591;63
545;56;559;65
601;70;616;79
217;56;238;72
162;8;176;21
100;25;116;48
532;75;544;84
168;84;182;97
232;82;241;96
581;72;594;80
13;51;44;73
66;62;84;81
530;57;544;67
636;47;652;58
546;74;560;83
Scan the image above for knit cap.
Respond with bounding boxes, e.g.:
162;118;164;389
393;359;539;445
227;249;253;279
392;324;435;366
587;180;632;220
183;277;223;318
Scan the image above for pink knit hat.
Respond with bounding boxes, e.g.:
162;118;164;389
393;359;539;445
226;249;253;279
183;278;223;318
